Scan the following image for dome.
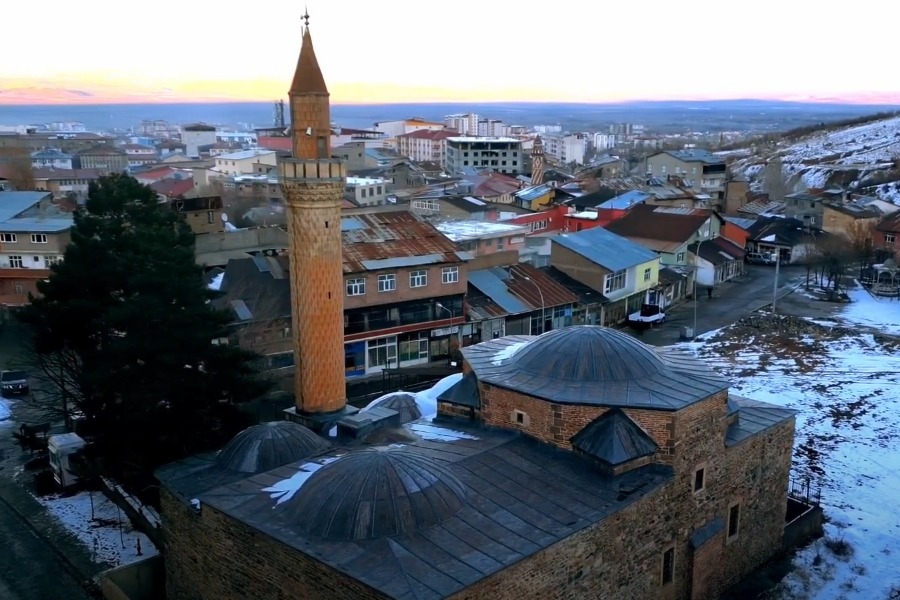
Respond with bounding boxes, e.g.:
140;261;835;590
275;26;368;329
509;326;666;382
366;392;422;424
216;421;330;474
282;447;466;541
471;325;729;409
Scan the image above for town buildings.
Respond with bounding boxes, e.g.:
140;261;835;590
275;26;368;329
395;129;455;166
445;137;523;175
344;176;389;206
645;150;728;200
542;132;587;165
181;124;218;158
374;118;446;139
75;145;128;174
213;149;278;176
158;15;801;600
444;112;479;135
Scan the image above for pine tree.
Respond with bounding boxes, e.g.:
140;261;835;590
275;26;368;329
17;174;269;477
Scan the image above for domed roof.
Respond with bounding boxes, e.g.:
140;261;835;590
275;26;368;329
511;326;666;382
216;421;330;474
366;392;422;424
464;326;729;409
282;447;466;541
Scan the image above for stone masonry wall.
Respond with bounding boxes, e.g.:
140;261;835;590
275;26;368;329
161;488;387;600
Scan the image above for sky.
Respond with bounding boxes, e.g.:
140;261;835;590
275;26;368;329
1;0;897;105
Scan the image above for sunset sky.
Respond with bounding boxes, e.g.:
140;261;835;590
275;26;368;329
1;0;897;105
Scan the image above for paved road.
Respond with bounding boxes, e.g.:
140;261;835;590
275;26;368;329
636;264;807;346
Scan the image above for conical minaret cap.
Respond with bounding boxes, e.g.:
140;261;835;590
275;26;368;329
290;26;329;95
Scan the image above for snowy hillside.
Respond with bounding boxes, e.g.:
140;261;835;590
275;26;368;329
725;115;900;202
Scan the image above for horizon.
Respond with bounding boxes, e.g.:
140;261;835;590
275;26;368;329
2;0;898;107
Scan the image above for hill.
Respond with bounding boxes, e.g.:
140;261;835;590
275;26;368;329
724;114;900;202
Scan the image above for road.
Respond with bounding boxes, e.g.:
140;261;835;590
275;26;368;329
637;264;807;346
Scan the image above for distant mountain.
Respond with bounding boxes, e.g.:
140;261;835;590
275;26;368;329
725;114;900;203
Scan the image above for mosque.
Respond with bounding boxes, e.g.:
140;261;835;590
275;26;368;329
156;15;798;600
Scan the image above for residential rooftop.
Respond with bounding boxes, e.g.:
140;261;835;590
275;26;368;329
447;136;522;144
216;149;277;161
434;220;530;242
346;176;387;186
552;227;659;272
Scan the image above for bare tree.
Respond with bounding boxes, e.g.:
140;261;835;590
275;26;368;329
11;340;84;430
845;219;877;266
762;157;790;201
814;235;853;296
0;148;36;190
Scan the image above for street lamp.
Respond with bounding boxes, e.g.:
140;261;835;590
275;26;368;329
693;233;718;339
523;276;546;334
435;302;462;349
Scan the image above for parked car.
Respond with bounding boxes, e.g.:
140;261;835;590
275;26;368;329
746;252;777;265
0;370;29;396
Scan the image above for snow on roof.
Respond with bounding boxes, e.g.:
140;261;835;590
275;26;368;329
346;176;387;186
447;136;521;144
216;149;276;161
434;220;530;241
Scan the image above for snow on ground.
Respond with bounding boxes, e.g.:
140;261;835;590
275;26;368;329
0;397;12;423
207;272;224;291
365;372;464;420
841;286;900;336
680;293;900;599
37;490;158;567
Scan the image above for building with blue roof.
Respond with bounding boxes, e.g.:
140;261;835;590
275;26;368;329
550;227;661;326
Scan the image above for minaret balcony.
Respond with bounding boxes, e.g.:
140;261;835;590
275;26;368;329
278;157;346;183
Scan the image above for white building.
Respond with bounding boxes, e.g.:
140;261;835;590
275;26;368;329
345;177;389;206
593;133;618;150
217;131;257;146
534;125;562;134
444;113;479;135
373;118;445;139
477;119;510;137
213;149;278;176
181;124;218;158
396;130;455;166
445;137;523;175
31;149;73;170
543;133;587;166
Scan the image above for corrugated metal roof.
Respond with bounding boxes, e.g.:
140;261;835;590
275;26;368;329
0;217;72;233
506;263;579;309
467;269;530;314
341;211;462;274
596;190;651;210
553;228;658;271
0;191;52;223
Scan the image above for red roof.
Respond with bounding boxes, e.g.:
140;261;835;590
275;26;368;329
135;167;177;182
150;178;194;199
397;129;455;140
258;136;293;152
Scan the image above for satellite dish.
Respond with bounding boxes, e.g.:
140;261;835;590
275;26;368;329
221;213;229;222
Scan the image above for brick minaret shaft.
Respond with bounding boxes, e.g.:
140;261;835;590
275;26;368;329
279;22;347;414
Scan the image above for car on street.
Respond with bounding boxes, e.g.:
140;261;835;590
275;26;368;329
746;252;777;265
0;369;29;396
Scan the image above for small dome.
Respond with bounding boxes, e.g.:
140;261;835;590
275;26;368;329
282;447;466;541
216;421;330;474
509;326;666;382
367;392;422;424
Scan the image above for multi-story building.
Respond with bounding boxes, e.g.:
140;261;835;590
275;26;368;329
32;168;103;200
0;191;71;311
0;132;113;155
444;112;479;135
445;137;523;175
213;149;278;176
31;148;73;170
181;124;218;158
533;124;562;134
373;118;446;139
593;132;618;150
477;119;510;137
543;133;587;165
345;176;388;206
169;196;226;235
74;146;128;174
120;143;158;168
395;129;455;166
645;150;727;200
217;209;470;375
435;220;530;257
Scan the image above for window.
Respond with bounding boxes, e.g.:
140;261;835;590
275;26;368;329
345;278;366;296
886;233;895;244
511;409;530;426
409;270;427;288
643;268;652;282
377;274;396;292
693;466;706;493
531;219;549;232
661;547;675;584
8;255;23;268
13;283;25;295
728;502;741;540
441;266;459;284
0;233;16;243
207;211;214;224
676;251;685;263
31;234;48;244
604;269;627;294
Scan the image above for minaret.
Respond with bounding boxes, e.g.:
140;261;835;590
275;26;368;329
531;135;545;186
279;11;352;424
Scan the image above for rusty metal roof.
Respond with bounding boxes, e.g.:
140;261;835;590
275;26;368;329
466;264;580;320
341;211;464;274
506;263;580;309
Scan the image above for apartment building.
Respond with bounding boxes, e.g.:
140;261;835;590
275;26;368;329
477;119;510;137
345;177;388;206
213;149;278;176
543;133;587;165
445;137;523;175
75;146;128;174
645;150;728;200
395;129;456;166
373;118;446;138
182;124;218;158
444;112;479;135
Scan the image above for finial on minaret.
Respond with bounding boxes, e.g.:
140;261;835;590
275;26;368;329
302;6;310;28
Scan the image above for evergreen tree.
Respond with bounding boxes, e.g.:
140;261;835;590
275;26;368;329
17;174;269;479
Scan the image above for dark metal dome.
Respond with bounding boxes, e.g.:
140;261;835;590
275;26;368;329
367;392;422;424
216;421;330;474
282;446;466;541
510;326;666;382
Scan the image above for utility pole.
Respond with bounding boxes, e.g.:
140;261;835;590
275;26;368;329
772;250;781;313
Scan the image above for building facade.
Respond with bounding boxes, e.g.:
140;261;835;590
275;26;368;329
345;176;388;206
542;133;587;165
645;150;727;200
395;129;455;166
75;146;128;174
446;137;523;175
444;112;479;135
182;124;218;159
214;149;278;176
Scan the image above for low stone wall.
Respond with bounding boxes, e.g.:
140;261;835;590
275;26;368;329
783;500;825;551
99;555;164;600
